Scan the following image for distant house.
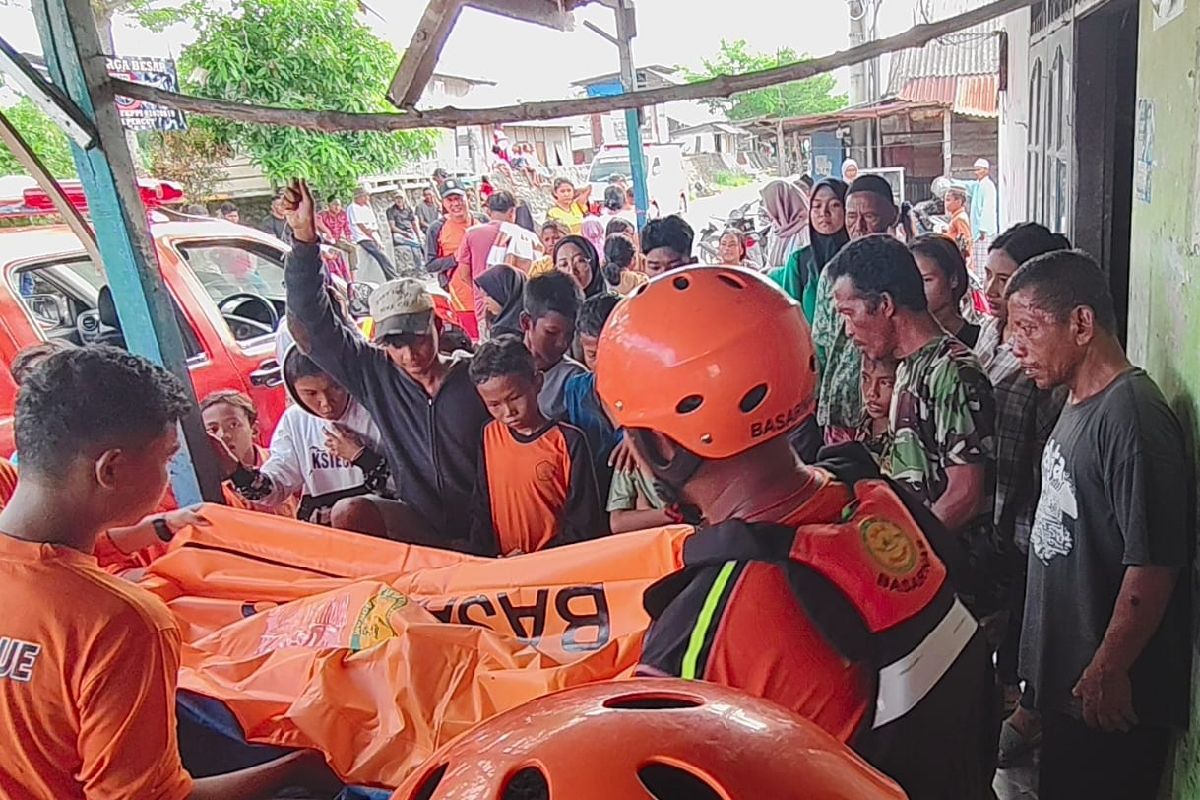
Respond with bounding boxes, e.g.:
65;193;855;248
670;121;752;157
745;13;1001;203
570;65;681;149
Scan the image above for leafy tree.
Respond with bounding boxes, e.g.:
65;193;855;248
91;0;208;49
683;40;848;121
0;98;78;179
180;0;435;198
145;127;234;200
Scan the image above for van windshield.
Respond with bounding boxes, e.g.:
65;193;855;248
589;158;632;183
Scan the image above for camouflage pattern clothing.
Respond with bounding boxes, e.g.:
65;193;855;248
812;266;863;432
885;334;1002;614
885;334;995;506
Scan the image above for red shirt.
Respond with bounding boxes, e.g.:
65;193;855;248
318;208;352;243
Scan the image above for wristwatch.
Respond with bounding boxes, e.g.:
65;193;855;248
151;517;174;543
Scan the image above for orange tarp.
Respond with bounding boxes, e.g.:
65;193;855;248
143;506;691;787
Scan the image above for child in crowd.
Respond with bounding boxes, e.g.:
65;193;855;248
602;233;649;295
468;335;606;555
201;390;298;518
640;214;697;277
856;354;897;462
208;348;390;527
564;294;622;499
476;264;527;340
530;219;569;277
0;347;332;797
607;458;673;534
521;271;585;420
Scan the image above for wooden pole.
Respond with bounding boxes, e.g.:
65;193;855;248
113;0;1036;133
0;109;102;265
388;0;465;109
32;0;225;504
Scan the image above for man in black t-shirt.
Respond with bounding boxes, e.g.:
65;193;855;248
1006;250;1190;800
386;191;423;271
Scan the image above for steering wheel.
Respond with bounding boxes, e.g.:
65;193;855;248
218;292;279;338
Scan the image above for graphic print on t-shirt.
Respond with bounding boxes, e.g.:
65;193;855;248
1030;438;1078;564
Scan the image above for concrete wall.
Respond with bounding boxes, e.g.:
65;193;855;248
998;8;1032;230
1128;0;1200;796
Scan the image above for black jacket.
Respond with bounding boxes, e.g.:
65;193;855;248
284;242;490;546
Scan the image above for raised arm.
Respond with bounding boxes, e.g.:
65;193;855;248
282;179;373;396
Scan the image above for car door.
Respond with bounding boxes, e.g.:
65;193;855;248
1;252;218;451
159;235;290;436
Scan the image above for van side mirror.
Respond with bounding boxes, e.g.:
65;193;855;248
347;281;375;319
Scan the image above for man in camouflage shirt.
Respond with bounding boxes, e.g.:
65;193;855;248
829;235;1000;614
811;176;907;442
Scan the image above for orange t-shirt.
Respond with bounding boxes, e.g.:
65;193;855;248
471;420;606;556
0;535;192;799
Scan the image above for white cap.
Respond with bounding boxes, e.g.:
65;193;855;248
974;158;990;170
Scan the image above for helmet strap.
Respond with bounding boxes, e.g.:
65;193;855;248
628;428;703;499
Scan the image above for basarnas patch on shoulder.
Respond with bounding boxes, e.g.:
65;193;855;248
860;518;932;592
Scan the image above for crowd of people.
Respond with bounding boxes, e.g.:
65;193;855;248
0;157;1189;800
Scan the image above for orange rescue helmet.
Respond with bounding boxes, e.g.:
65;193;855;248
595;267;818;460
391;679;906;800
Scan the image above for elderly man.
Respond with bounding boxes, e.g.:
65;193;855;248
828;234;999;616
953;158;999;254
348;187;397;281
1006;250;1189;800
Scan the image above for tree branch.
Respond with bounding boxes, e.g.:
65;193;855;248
110;0;1031;132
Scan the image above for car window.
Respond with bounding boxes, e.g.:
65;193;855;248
589;158;631;183
9;257;203;359
174;240;286;343
175;241;286;302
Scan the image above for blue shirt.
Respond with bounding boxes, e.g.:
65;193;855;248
563;372;619;496
954;176;999;238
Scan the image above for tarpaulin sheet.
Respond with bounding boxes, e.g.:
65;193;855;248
142;505;692;788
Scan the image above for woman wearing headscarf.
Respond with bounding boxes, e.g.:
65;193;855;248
476;265;527;340
554;234;607;299
580;216;607;258
760;178;810;270
767;177;848;325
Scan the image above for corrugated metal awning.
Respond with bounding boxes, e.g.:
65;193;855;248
896;75;998;118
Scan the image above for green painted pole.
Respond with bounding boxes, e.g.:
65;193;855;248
30;0;223;504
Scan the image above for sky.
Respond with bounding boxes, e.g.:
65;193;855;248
0;0;920;109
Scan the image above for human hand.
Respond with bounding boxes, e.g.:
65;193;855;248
162;504;211;536
608;437;637;473
281;179;318;244
1073;658;1138;732
325;423;366;463
207;432;242;479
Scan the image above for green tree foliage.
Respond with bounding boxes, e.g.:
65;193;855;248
0;98;78;179
180;0;435;198
683;39;848;121
146;127;235;200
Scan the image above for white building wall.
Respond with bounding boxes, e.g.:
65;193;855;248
998;9;1031;229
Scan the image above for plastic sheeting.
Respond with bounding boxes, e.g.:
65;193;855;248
142;506;691;788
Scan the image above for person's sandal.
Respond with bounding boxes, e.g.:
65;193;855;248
997;717;1042;768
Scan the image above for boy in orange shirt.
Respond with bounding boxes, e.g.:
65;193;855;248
0;347;331;799
468;335;606;556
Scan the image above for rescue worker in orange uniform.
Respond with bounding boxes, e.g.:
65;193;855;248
595;266;996;799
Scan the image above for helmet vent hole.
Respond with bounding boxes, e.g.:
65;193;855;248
410;763;448;800
739;383;769;413
716;272;745;289
603;692;704;710
675;395;703;414
638;763;723;800
672;275;690;290
501;767;549;800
